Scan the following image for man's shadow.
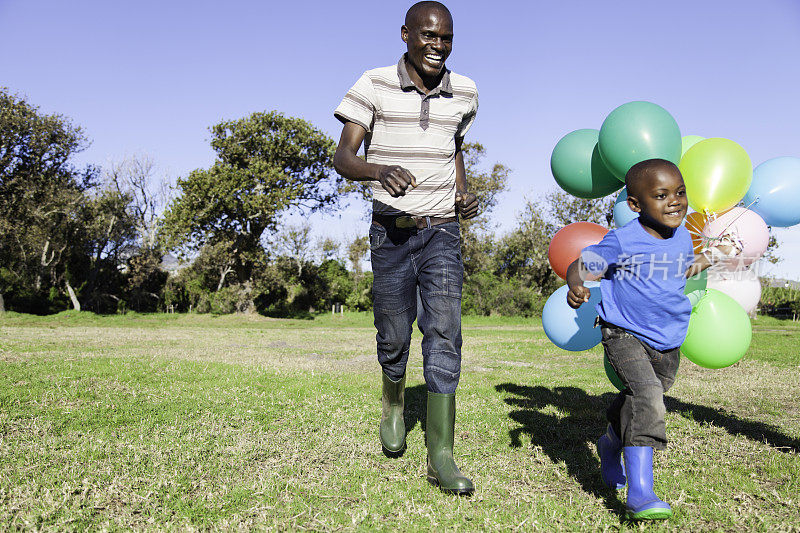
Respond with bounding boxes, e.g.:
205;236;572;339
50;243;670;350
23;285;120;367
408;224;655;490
496;383;800;509
404;384;428;436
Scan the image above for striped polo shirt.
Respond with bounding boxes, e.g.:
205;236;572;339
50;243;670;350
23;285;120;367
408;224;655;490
335;56;478;217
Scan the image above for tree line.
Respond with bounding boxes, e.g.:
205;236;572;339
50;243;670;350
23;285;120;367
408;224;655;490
2;87;789;317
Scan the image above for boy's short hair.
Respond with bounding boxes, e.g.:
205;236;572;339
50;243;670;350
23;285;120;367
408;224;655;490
625;158;680;197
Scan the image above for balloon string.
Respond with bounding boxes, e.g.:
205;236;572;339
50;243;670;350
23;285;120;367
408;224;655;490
712;197;759;238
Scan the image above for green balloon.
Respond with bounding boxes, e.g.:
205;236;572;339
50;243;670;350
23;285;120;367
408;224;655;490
598;101;682;180
681;289;752;369
684;268;707;295
551;129;624;198
681;135;705;159
604;352;625;391
679;138;752;214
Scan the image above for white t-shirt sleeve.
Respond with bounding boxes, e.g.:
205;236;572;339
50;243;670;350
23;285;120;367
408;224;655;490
334;72;377;133
456;90;478;140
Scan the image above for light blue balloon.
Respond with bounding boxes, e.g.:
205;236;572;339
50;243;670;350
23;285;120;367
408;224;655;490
613;187;638;227
743;156;800;227
542;282;602;351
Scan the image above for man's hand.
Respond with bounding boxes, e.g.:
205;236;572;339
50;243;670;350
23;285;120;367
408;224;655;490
567;285;591;309
455;191;478;219
377;165;417;197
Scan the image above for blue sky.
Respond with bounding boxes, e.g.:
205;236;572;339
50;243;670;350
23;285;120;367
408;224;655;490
2;0;799;278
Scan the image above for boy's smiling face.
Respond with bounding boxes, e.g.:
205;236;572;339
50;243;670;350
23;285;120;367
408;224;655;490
627;163;688;236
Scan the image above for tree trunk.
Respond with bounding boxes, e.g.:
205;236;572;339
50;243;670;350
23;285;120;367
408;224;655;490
66;281;81;311
0;292;5;313
217;265;233;292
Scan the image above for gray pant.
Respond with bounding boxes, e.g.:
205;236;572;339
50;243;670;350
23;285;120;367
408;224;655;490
601;319;680;450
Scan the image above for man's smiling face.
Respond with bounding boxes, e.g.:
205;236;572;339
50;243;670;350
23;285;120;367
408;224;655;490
402;6;453;83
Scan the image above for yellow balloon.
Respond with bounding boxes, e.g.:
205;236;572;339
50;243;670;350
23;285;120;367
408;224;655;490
679;138;752;213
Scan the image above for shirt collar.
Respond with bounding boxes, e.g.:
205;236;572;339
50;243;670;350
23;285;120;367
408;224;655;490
397;54;452;96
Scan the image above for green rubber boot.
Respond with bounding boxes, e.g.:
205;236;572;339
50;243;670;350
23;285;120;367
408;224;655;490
380;372;406;456
425;392;474;495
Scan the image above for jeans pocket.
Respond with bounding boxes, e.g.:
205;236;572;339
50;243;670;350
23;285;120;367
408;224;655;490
369;223;387;251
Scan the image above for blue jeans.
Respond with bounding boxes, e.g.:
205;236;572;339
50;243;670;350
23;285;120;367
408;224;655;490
369;220;463;394
601;319;680;450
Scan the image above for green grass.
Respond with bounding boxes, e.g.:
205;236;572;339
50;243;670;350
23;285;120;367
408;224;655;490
1;311;798;530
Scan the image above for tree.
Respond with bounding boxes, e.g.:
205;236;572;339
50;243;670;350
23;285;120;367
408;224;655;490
495;198;558;294
0;88;97;312
161;111;350;290
460;142;510;277
105;155;170;250
545;189;616;228
275;222;313;277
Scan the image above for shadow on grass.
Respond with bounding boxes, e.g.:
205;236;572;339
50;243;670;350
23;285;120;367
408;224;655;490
496;383;800;515
495;383;624;514
665;397;800;454
404;384;428;436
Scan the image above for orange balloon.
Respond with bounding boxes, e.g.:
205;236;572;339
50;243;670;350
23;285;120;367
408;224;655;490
548;222;609;279
684;211;707;254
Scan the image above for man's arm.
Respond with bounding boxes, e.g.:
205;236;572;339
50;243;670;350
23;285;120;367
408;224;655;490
454;137;478;219
333;121;417;197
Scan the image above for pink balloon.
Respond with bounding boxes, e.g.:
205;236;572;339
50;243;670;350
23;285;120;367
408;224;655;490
702;207;769;267
706;269;762;314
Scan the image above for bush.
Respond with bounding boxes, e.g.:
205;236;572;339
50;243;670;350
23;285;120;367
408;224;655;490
462;271;546;317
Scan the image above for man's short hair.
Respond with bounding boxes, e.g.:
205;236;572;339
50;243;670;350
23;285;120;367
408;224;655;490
405;1;452;26
625;158;680;197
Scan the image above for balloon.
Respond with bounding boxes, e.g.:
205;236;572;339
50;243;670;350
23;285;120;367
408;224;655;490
679;138;752;213
702;207;769;267
743;156;800;227
681;289;752;369
598;101;682;180
542;282;602;351
706;269;761;314
613;187;638;227
551;129;624;199
681;135;705;159
684;211;708;253
604;353;625;391
684;267;707;295
548;222;609;279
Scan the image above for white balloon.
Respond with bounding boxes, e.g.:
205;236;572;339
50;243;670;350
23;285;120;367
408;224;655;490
706;269;762;314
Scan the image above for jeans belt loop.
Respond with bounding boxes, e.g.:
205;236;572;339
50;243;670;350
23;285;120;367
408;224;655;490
425;216;431;229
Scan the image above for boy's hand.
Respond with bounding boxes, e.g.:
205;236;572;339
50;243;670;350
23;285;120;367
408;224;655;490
567;285;591;309
377;165;417;197
455;191;478;219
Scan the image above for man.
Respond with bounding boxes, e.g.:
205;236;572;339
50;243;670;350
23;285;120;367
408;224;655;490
333;1;479;495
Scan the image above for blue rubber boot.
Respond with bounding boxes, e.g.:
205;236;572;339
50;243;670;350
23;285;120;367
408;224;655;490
623;446;673;520
597;425;626;490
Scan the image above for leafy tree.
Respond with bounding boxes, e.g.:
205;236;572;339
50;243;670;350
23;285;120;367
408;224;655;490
0;88;98;312
545;189;616;228
161;111;351;290
460;142;510;277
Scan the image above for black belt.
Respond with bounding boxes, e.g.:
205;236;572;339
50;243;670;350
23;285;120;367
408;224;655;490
372;214;457;230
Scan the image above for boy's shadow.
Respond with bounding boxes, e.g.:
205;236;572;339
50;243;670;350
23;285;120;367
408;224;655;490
495;383;624;512
496;382;800;506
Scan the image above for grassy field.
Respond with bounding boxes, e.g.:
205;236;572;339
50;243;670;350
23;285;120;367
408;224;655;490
1;310;799;531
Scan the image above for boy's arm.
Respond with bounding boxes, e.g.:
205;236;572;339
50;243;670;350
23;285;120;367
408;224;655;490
332;121;417;197
684;241;739;278
566;258;592;309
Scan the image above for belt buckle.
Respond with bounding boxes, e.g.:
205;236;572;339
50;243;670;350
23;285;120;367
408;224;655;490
395;216;416;229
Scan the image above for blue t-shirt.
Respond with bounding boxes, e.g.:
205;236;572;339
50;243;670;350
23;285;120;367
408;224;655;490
581;219;695;351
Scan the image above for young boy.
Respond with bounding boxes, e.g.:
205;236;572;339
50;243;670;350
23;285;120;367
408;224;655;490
565;158;732;520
